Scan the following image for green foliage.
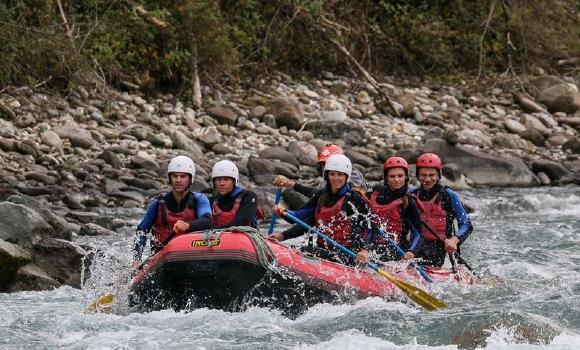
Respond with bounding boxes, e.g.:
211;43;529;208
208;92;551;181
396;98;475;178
0;0;578;90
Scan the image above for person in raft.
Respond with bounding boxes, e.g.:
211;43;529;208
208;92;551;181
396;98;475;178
210;160;261;228
272;144;368;242
409;153;473;268
273;143;368;197
132;155;212;271
271;154;374;266
365;156;423;262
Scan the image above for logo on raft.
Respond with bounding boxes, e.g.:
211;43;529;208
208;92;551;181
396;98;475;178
191;239;221;247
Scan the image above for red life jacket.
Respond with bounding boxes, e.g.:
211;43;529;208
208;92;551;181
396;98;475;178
369;191;404;244
154;194;197;248
413;191;447;241
314;195;351;248
212;196;242;227
212;192;264;228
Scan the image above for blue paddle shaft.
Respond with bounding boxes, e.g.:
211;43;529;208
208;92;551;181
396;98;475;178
268;188;283;235
284;212;381;271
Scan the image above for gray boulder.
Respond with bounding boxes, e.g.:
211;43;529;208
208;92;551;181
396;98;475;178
0;239;33;291
267;98;305;130
7;195;73;241
288;141;319;166
423;138;537;187
537;83;580;114
8;264;61;292
304;121;367;146
531;160;570;181
32;238;90;288
0;202;54;244
207;106;238;125
258;147;300;167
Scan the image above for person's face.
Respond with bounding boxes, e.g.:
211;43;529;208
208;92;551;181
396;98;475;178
386;167;406;191
170;172;191;194
418;167;440;190
327;171;347;193
214;177;236;196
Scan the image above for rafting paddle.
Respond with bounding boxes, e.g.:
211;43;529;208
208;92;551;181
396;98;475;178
421;220;477;275
283;212;447;310
378;229;433;283
268;188;283;235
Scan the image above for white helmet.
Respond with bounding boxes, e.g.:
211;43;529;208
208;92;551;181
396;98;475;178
167;155;196;178
323;154;352;180
212;160;239;185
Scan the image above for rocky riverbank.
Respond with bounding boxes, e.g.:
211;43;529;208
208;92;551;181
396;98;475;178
1;72;579;292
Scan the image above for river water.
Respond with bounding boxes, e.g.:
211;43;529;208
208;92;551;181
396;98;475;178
1;186;579;349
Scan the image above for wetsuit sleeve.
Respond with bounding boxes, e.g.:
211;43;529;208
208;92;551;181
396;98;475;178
187;193;212;232
293;183;318;198
134;199;159;259
137;200;159;232
213;191;259;229
284;190;320;223
404;197;423;253
445;189;473;243
281;220;314;239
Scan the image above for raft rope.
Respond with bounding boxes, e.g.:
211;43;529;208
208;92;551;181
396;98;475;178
203;227;277;270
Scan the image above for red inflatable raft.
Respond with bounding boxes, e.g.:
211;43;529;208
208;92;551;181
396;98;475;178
130;230;473;316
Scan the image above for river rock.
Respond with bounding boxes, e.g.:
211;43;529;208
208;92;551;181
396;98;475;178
32;238;90;288
304;121;367;146
194;126;223;146
208;106;238;126
0;239;33;291
493;133;528;150
40;130;62;148
0;202;55;244
247;157;298;180
562;139;580;154
423;138;537;186
8;264;61;292
287;141;318;166
52;125;95;149
345;150;375;167
537;83;580;114
169;129;204;156
65;211;115;230
531;159;571;181
79;223;116;236
512;92;548;114
267;98;305;130
504;119;526;135
258;147;300;167
7;194;73;241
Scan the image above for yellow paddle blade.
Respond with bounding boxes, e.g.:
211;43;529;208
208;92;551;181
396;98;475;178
375;268;447;311
87;293;114;312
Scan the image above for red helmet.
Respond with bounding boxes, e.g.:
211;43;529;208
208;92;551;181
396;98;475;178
318;144;344;163
416;153;443;170
384;157;409;171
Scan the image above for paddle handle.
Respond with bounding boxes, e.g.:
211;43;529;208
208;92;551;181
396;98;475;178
379;230;433;283
268;188;283;236
421;219;475;273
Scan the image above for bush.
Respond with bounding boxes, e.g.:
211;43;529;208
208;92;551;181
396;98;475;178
0;0;578;90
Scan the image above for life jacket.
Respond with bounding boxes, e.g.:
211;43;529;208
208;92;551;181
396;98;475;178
154;193;197;248
314;195;351;248
212;192;263;228
412;189;447;241
368;191;404;244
